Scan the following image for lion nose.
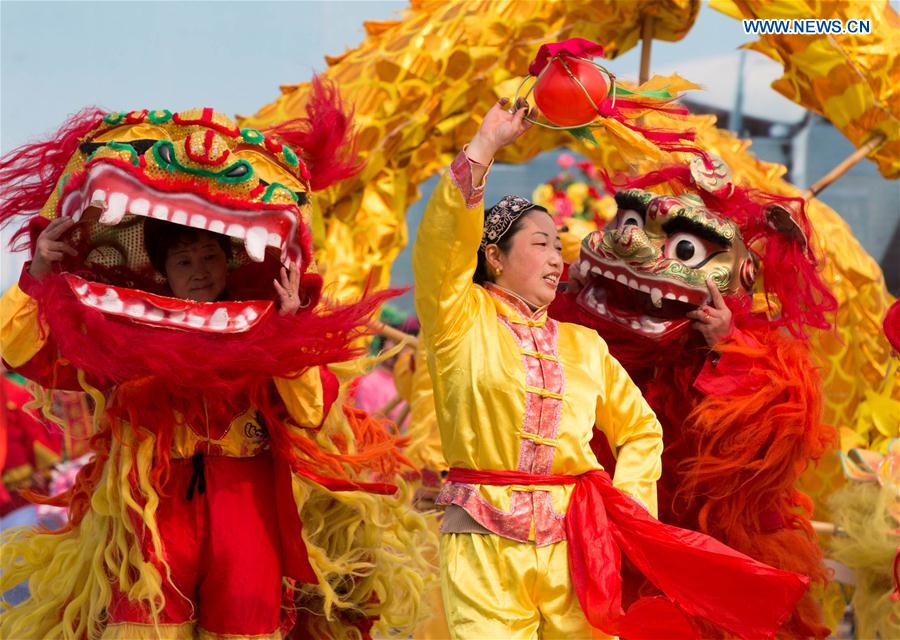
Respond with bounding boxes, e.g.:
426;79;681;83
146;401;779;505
608;226;660;262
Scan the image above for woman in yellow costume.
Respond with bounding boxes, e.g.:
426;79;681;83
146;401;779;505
413;98;813;639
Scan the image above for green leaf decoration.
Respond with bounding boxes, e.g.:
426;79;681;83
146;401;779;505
568;126;598;146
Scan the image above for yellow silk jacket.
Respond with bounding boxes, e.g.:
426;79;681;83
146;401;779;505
0;283;327;459
412;150;663;545
403;344;448;475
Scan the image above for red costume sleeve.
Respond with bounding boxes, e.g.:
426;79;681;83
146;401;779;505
2;265;82;391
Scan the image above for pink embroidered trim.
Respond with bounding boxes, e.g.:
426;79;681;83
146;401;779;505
485;283;549;325
449;149;487;209
435;482;567;545
435;285;568;544
436;482;531;543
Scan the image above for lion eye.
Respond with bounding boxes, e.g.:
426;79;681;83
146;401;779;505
223;163;250;178
156;142;174;164
665;232;711;267
617;209;644;229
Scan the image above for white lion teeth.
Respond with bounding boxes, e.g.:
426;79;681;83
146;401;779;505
650;288;663;308
226;223;246;240
664;292;677;300
151;204;169;220
628;278;639;290
128;199;150;216
603;270;615;279
170;210;188;226
208;220;226;234
586;288;607;316
209;308;229;329
125;302;146;316
90;189;108;208
677;295;689;303
616;274;628;285
244;226;268;262
99;192;128;225
99;288;123;312
578;261;590;278
73;283;260;332
189;214;208;230
640;316;667;334
267;232;282;248
639;284;650;293
590;266;603;275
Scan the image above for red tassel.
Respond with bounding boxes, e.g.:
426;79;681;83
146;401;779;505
0;108;106;251
265;77;363;192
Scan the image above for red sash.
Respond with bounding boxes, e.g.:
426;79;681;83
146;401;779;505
446;467;808;640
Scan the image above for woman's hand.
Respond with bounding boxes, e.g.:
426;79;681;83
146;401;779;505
687;278;734;346
467;97;535;165
273;262;303;315
28;217;78;280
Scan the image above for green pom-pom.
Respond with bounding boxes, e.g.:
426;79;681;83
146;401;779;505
241;128;265;144
148;110;173;124
282;145;299;166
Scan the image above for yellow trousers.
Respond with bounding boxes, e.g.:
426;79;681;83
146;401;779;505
415;512;453;639
440;533;610;640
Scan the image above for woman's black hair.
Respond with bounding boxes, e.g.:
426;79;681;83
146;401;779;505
143;218;232;276
473;205;549;285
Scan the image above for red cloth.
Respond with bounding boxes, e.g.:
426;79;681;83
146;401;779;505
447;467;809;640
110;454;311;635
528;37;606;76
0;375;63;516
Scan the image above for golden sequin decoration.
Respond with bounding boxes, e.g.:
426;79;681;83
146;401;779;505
710;0;900;179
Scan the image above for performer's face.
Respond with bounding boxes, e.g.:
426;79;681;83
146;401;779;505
164;233;229;302
492;211;563;308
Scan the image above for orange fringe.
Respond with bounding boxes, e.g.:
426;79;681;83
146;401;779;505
678;326;836;638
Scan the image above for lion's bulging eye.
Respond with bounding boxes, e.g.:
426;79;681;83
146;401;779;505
665;232;711;267
617;209;644;229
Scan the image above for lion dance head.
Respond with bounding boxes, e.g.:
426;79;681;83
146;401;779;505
571;155;836;349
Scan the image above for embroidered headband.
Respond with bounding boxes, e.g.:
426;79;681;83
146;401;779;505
481;195;539;249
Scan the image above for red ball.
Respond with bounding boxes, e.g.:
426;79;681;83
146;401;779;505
533;56;608;127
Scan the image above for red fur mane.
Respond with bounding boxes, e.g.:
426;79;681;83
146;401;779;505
0;108;106;251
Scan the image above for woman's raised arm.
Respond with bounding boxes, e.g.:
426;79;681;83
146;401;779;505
412;98;533;346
